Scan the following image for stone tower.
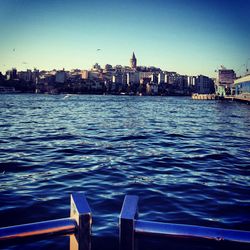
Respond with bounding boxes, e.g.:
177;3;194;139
130;52;137;69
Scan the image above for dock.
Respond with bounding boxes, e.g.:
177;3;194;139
234;94;250;104
192;93;250;104
192;93;216;100
224;94;250;104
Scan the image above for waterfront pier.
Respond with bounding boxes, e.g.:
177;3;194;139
191;93;216;100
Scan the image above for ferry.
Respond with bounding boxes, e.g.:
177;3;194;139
234;74;250;104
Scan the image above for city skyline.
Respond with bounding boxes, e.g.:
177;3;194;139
0;0;249;77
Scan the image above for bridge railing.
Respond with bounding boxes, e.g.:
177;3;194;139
0;193;92;250
119;195;250;250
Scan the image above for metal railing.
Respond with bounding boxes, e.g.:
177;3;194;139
0;193;92;250
1;194;250;250
119;195;250;250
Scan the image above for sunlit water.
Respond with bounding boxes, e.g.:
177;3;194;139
0;94;249;249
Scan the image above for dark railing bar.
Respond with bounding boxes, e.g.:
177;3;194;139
135;220;250;244
119;195;250;250
119;195;139;250
0;218;76;241
0;193;92;250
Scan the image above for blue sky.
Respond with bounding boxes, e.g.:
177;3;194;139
0;0;249;77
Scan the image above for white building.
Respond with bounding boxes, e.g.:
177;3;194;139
188;76;196;87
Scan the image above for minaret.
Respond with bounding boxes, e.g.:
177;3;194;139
130;52;137;69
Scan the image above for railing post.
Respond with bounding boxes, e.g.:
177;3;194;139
70;193;92;250
119;195;139;250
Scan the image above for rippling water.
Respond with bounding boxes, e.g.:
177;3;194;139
0;94;250;249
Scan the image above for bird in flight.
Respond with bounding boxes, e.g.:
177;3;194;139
97;49;101;51
13;48;15;52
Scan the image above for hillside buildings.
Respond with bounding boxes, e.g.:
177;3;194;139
1;52;216;95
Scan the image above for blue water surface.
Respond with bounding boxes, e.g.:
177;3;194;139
0;94;249;249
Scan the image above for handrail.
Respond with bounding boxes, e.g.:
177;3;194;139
0;193;92;250
0;218;76;240
119;195;250;250
1;194;249;250
135;220;250;243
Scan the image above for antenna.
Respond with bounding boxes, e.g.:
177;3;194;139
246;58;250;74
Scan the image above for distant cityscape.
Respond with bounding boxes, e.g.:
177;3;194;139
0;53;245;97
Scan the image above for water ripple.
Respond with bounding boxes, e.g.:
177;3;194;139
0;95;250;249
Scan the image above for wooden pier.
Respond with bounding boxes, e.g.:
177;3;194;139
192;93;250;104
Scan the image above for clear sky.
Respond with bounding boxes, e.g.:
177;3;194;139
0;0;249;77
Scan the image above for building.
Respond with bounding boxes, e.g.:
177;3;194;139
216;69;236;96
218;69;236;87
18;71;26;81
150;74;158;84
0;72;5;83
32;69;40;83
105;64;113;71
55;70;67;83
112;73;127;85
92;63;101;71
188;76;196;87
234;75;250;95
158;72;165;84
130;52;137;69
165;72;177;85
127;72;139;85
81;70;89;79
139;71;152;80
195;75;215;94
17;69;36;82
6;68;17;80
88;71;101;80
146;82;158;95
26;70;32;81
173;75;188;95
